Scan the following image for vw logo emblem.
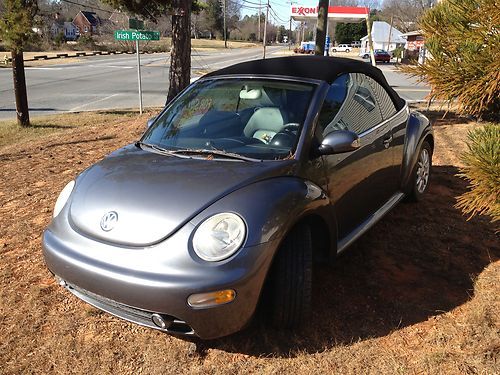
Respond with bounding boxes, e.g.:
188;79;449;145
100;211;118;232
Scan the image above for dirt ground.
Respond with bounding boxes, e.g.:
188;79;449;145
0;107;498;374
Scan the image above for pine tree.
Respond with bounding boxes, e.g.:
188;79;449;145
403;0;500;119
103;0;197;102
0;0;38;127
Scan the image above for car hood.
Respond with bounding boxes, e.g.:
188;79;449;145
69;145;296;247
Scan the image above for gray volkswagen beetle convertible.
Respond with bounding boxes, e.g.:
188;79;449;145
42;56;433;339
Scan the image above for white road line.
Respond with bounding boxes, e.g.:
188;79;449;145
395;88;431;92
70;93;121;111
25;67;64;70
87;64;134;69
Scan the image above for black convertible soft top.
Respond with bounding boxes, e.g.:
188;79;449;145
204;56;405;110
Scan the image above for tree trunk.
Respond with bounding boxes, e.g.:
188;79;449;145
315;0;328;56
11;50;30;127
167;0;192;103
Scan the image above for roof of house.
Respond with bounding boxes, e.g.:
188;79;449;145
78;11;100;26
360;21;405;43
203;56;405;110
400;30;424;37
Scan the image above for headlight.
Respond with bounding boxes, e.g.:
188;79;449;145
192;213;246;261
53;180;75;218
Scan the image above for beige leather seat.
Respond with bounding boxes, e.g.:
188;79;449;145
243;107;288;144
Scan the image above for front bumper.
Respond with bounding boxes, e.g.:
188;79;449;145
42;225;277;339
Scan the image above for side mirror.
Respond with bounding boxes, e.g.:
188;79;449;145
318;130;360;155
146;116;156;128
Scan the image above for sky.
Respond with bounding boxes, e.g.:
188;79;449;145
240;0;375;26
240;0;321;26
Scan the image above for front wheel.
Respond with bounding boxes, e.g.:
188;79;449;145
406;141;432;202
268;223;312;328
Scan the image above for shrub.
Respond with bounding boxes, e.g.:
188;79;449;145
54;31;65;47
402;0;500;120
77;34;97;50
456;124;500;228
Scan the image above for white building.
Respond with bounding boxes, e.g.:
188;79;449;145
50;21;78;41
360;21;406;53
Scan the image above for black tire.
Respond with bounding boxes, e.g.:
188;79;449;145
268;223;312;328
406;141;432;202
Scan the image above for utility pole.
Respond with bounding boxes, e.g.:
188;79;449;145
258;0;261;41
314;0;328;55
288;0;295;51
223;0;227;48
387;15;394;51
263;0;269;58
366;15;376;66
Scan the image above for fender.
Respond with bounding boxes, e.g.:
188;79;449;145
189;176;336;253
400;110;434;190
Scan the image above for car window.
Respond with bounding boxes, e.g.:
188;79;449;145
317;74;350;134
366;78;397;120
320;73;383;136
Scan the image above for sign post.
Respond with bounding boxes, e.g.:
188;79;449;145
114;25;160;114
135;38;143;114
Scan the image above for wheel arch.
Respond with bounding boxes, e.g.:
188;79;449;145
400;111;434;190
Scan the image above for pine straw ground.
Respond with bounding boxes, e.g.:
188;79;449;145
0;106;498;374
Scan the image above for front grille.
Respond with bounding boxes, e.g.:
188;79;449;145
65;282;195;336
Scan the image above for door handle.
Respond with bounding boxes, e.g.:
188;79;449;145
383;135;393;148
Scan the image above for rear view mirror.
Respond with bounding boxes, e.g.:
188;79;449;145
318;130;360;155
239;88;262;100
147;116;156;128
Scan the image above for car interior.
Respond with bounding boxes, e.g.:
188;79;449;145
145;80;314;159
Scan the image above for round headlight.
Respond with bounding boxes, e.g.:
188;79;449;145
53;180;75;218
192;213;246;262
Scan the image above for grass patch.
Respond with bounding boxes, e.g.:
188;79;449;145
0;110;147;149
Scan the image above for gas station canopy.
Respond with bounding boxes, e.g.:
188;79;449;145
291;6;369;22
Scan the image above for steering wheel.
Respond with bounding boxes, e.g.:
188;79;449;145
281;123;301;132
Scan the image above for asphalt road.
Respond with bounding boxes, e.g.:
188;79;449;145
0;47;430;119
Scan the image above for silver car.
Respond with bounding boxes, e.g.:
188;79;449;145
42;56;433;339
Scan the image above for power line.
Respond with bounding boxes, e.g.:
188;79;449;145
59;0;114;15
240;0;263;6
269;0;289;9
269;6;288;23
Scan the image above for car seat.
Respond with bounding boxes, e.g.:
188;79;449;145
243;107;288;144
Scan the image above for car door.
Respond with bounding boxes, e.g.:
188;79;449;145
316;73;399;240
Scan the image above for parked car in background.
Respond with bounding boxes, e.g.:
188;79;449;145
351;41;361;48
331;44;351;52
43;56;433;340
374;49;391;63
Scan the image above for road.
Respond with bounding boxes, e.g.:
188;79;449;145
0;47;430;119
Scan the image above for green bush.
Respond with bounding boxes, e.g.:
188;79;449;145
456;124;500;228
77;34;97;50
403;0;500;120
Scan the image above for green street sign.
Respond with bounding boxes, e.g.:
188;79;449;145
114;30;160;41
128;18;144;30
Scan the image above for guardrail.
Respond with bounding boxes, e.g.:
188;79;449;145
1;50;167;65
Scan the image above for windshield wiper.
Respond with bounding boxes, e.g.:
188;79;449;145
135;141;183;158
170;149;261;162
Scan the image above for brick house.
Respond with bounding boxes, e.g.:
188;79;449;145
401;30;426;61
73;11;101;36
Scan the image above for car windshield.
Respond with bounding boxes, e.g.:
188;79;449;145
141;78;316;161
